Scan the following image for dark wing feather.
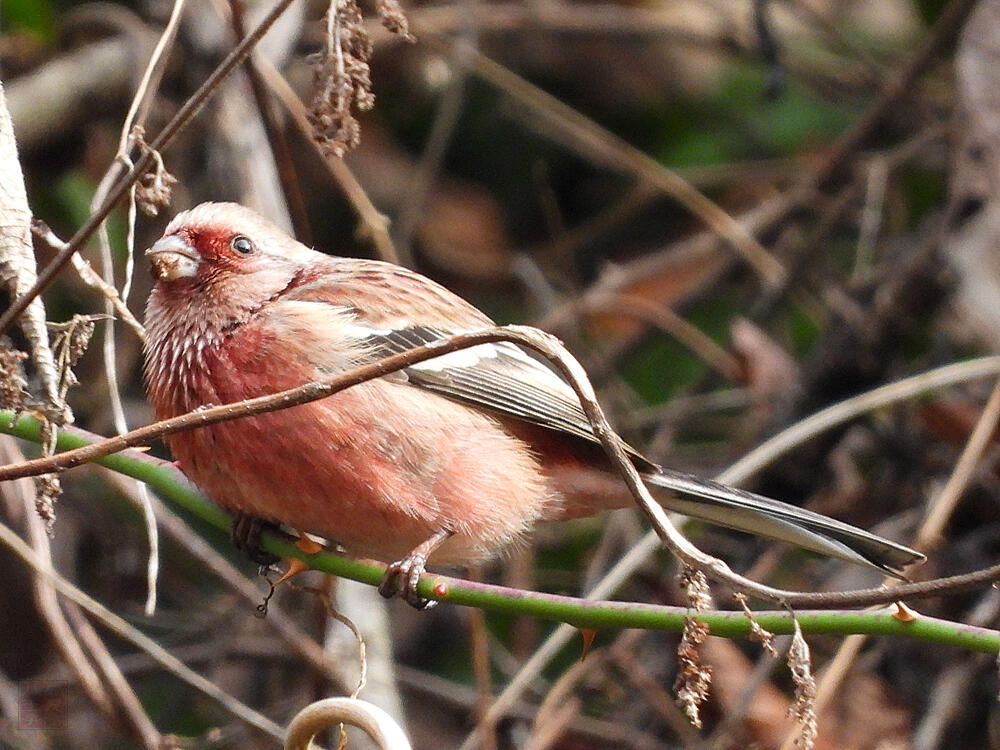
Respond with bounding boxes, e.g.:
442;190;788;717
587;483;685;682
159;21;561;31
362;325;655;467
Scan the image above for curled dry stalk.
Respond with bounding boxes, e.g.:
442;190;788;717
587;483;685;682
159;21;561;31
283;697;412;750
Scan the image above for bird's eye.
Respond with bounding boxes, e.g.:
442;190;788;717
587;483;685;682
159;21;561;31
231;235;255;255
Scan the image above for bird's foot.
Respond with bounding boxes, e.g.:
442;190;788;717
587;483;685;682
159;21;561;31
231;511;286;567
379;557;434;609
377;529;452;610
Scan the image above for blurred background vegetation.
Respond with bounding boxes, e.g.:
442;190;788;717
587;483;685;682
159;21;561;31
2;0;999;747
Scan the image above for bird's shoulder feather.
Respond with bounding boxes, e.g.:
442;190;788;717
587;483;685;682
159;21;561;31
275;263;654;468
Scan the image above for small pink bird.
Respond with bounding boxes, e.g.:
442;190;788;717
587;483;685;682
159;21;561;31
144;202;923;606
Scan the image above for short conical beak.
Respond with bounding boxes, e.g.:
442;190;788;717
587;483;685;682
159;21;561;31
146;235;200;281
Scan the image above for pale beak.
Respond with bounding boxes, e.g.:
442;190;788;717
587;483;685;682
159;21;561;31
146;235;200;281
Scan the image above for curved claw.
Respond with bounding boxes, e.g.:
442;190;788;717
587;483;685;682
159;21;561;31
376;529;452;610
379;559;436;610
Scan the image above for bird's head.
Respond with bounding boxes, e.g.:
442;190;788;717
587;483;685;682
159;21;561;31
145;202;317;329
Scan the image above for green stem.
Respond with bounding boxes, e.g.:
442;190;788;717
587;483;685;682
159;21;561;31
3;411;997;654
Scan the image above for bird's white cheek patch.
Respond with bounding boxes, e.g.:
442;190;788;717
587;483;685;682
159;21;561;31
409;343;498;372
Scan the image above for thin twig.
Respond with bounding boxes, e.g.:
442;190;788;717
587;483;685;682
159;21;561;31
30;223;146;340
583;292;742;380
918;378;1000;549
0;329;528;480
391;3;476;265
229;0;312;244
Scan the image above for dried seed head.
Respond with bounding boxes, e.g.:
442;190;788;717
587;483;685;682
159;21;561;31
673;567;713;727
0;340;29;413
673;616;712;728
34;472;61;535
787;619;818;749
136;166;178;218
308;0;413;156
376;0;415;42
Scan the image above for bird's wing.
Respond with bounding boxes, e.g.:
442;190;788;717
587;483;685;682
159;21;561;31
277;277;925;575
355;322;926;575
283;264;650;462
365;324;630;453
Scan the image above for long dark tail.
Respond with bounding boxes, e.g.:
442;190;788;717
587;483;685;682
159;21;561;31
645;468;925;577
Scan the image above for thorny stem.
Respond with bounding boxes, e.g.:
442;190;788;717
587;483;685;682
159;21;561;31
0;0;300;336
1;420;999;652
0;325;998;609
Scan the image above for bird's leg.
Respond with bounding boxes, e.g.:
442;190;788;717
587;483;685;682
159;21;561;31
378;529;453;609
231;511;285;567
